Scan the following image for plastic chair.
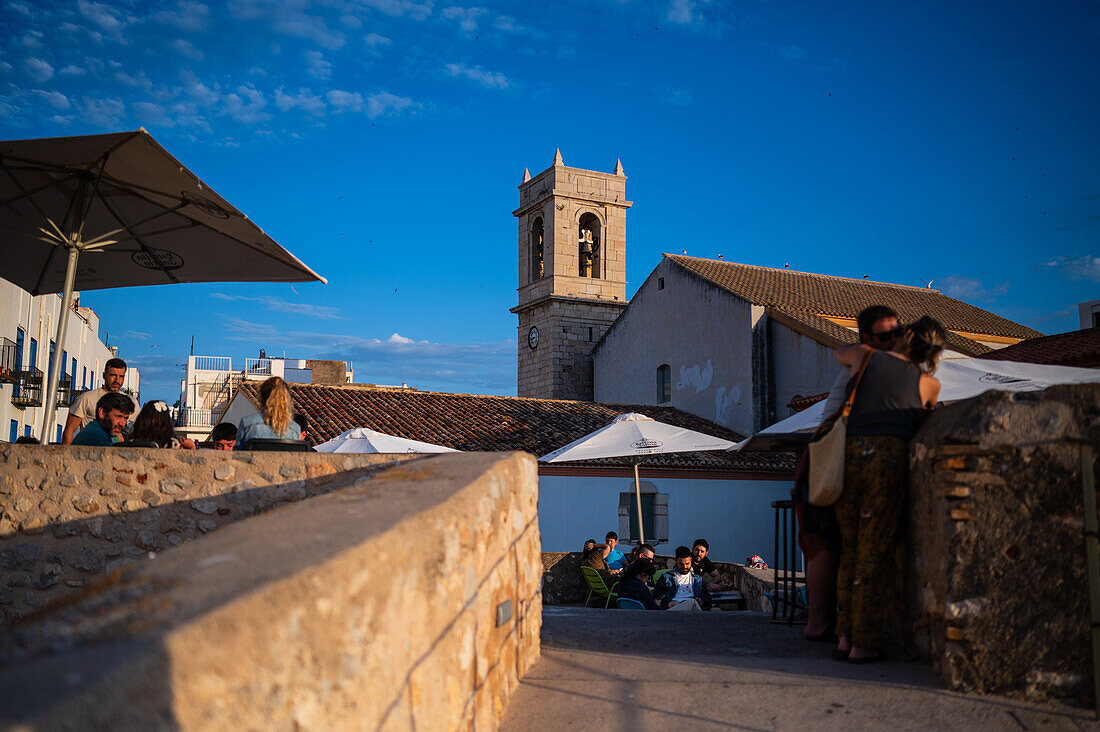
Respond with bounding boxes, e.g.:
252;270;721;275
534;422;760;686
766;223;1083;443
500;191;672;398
240;438;311;452
653;568;670;584
616;597;647;610
580;566;619;609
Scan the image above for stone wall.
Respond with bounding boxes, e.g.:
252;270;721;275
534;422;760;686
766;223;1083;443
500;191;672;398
908;384;1100;704
541;551;775;612
0;451;542;730
0;444;420;627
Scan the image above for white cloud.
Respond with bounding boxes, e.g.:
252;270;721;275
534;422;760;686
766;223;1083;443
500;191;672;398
780;44;806;60
78;0;133;33
274;87;326;115
24;57;53;82
32;89;70;109
494;14;520;32
659;87;693;106
8;2;32;15
442;5;488;32
0;61;12;73
359;0;433;20
364;32;392;48
80;96;127;127
228;0;346;49
222;84;269;123
340;14;362;28
937;275;1010;302
365;91;415;117
215;295;343;319
444;62;510;89
326;89;364;112
115;70;154;90
133;101;176;127
154;1;210;32
1042;255;1100;282
60;64;87;75
668;0;694;24
20;30;43;49
120;330;153;340
170;39;204;60
180;69;220;105
305;50;331;80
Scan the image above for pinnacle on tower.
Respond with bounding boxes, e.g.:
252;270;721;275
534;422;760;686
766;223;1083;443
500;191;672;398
553;148;563;166
521;167;531;183
613;158;625;176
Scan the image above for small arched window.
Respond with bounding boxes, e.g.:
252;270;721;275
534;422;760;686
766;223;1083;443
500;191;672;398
530;217;544;281
656;364;671;404
578;213;600;278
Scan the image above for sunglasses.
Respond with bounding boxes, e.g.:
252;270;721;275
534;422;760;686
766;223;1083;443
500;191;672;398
870;325;903;342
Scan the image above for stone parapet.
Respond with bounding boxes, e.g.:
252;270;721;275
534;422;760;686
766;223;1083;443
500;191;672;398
908;384;1100;704
0;451;542;730
0;445;421;627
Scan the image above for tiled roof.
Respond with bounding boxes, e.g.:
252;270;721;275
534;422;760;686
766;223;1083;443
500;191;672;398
667;255;1043;342
977;327;1100;368
235;382;794;473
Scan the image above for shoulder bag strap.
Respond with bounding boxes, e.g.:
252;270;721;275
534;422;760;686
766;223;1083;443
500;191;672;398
840;349;874;420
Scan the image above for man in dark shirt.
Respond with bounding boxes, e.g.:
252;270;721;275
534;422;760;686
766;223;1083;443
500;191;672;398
617;558;658;609
72;393;134;446
691;538;722;593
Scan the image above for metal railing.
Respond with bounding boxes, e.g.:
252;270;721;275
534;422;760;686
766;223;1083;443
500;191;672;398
244;358;273;376
55;376;73;409
0;338;18;383
193;356;231;372
10;369;43;408
175;407;215;428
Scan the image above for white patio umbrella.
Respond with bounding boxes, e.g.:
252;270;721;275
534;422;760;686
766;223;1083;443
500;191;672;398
539;412;737;544
0;129;325;442
732;355;1100;452
314;427;459;454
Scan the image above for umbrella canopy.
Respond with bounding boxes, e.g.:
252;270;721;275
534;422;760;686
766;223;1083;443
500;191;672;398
539;412;737;463
732;355;1100;452
539;413;737;545
0;129;326;441
314;427;459;454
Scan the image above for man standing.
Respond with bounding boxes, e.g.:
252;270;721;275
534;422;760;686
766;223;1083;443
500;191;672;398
799;304;902;641
63;358;138;444
655;546;703;611
72;393;134;446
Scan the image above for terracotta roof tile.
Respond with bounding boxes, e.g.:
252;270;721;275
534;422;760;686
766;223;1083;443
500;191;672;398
667;255;1042;342
977;327;1100;368
236;382;794;473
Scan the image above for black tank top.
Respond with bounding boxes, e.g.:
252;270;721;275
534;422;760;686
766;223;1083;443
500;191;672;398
845;351;925;440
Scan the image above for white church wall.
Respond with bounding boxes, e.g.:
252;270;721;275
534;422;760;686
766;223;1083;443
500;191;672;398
592;259;756;436
538;473;795;569
771;322;845;422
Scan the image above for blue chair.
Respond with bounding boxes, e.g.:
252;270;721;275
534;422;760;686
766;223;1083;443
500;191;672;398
616;597;647;610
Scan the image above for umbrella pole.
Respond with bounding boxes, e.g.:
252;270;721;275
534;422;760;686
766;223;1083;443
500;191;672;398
39;246;79;444
634;461;645;546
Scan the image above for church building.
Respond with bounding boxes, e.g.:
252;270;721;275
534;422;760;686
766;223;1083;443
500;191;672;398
512;153;1045;436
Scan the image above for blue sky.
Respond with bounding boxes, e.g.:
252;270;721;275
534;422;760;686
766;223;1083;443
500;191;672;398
2;0;1098;404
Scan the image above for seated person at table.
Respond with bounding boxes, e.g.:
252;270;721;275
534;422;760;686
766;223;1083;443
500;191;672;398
129;401;196;448
604;531;628;571
617;558;659;609
629;542;656;564
691;538;722;592
72;393;134;446
235;377;304;449
655;546;704;611
582;539;610;571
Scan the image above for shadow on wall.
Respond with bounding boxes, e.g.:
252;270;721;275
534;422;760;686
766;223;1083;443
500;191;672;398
0;462;391;628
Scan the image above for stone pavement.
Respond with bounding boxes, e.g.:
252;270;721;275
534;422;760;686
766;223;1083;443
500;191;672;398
501;607;1098;731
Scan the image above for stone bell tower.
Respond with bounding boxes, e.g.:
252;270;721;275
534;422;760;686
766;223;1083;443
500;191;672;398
510;150;631;400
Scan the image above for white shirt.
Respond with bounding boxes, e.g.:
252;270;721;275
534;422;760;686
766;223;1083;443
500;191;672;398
671;570;694;602
69;387;138;427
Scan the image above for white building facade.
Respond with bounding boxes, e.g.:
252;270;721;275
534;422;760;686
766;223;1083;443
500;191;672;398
0;277;139;443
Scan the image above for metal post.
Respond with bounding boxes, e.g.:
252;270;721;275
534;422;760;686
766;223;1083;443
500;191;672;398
39;246;79;443
1080;444;1100;719
633;462;645;546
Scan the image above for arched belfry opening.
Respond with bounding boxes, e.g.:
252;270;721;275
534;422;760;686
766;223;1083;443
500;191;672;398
530;217;544;281
578;212;601;278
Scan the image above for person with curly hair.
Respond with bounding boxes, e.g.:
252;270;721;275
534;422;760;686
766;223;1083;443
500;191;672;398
235;376;304;449
831;315;945;663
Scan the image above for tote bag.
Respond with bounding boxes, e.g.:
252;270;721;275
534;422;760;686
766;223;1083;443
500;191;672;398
808;350;872;506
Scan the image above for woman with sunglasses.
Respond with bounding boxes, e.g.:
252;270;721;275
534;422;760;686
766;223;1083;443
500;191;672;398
830;316;945;663
128;401;196;449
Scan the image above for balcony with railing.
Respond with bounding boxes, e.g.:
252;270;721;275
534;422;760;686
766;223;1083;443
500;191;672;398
190;355;232;373
244;358;274;377
55;376;73;409
10;369;43;408
174;407;216;428
0;338;17;383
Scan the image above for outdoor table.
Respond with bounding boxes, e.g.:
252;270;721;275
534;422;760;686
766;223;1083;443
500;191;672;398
710;591;746;611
